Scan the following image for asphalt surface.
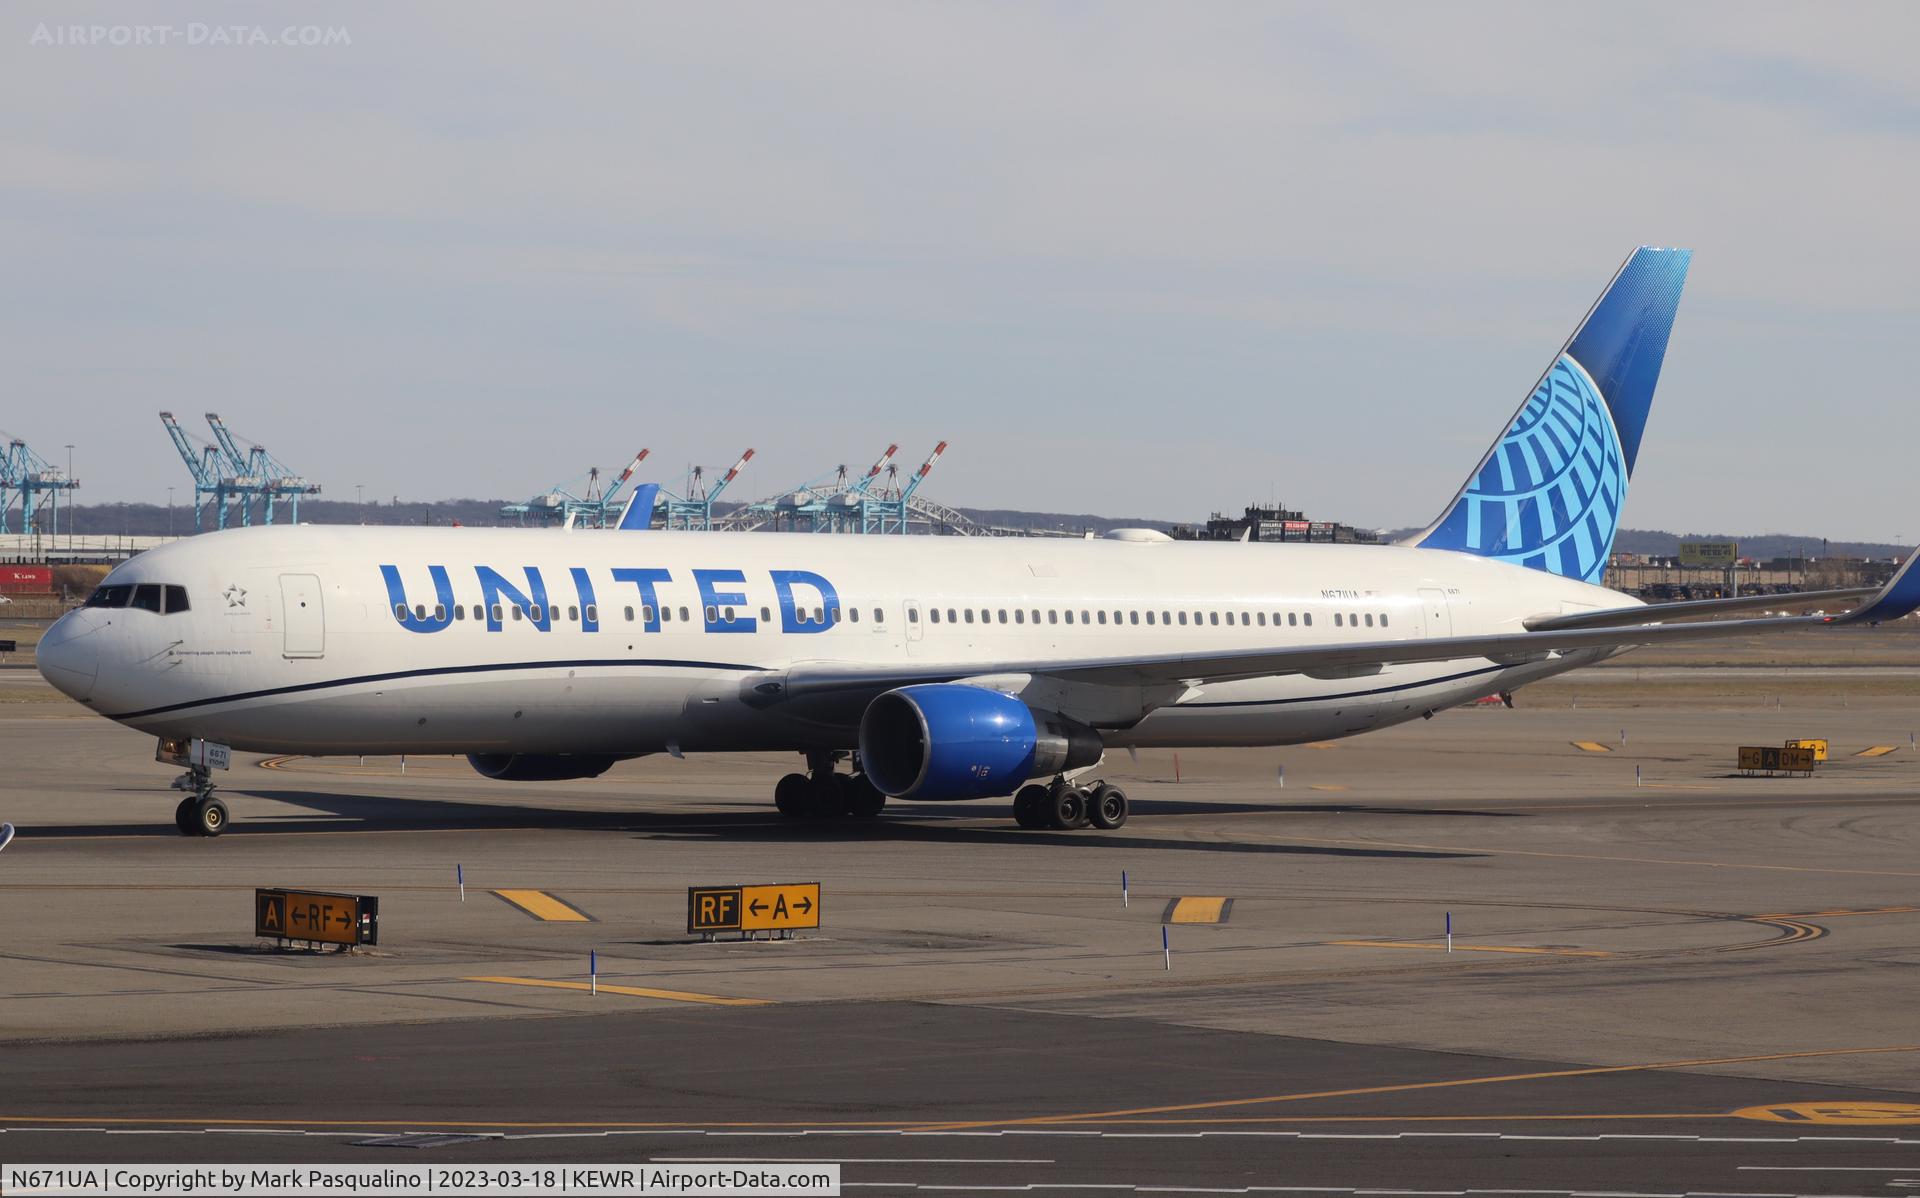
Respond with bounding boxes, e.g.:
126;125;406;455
4;686;1920;1192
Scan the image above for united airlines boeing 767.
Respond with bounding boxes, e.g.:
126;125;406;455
36;248;1920;835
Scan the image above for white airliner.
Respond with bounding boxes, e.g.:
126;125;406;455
36;248;1920;836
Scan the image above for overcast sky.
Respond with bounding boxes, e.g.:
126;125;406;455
4;3;1917;539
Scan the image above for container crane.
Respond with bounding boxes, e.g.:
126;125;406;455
205;413;320;525
662;448;755;530
0;434;79;535
872;441;949;533
160;412;245;532
500;450;651;528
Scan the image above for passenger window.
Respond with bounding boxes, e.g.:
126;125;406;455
684;607;694;623
453;605;465;622
661;606;672;622
1129;611;1139;625
1014;610;1025;624
931;608;942;624
705;605;718;623
491;604;503;622
849;607;860;623
964;609;974;624
394;603;408;620
414;604;427;621
1031;610;1040;624
567;605;579;621
998;609;1008;623
532;605;546;622
946;608;957;623
1145;611;1156;625
511;606;524;622
1208;611;1219;626
1162;611;1171;625
434;605;446;621
1048;610;1058;624
1097;611;1107;625
1288;612;1298;626
1257;612;1267;626
623;605;635;622
1178;612;1187;626
1192;610;1202;625
1081;610;1091;624
1365;613;1374;627
1304;612;1313;627
163;585;190;614
1334;613;1343;627
1380;613;1389;627
1350;611;1358;626
830;606;841;623
1064;610;1074;624
761;607;773;622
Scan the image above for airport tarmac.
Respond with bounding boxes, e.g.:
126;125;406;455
3;676;1919;1192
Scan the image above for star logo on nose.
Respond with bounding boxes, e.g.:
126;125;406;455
223;585;247;608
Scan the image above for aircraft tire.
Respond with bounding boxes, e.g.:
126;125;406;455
174;797;199;837
1046;786;1087;831
842;774;886;818
1088;785;1128;830
774;773;811;817
193;796;229;837
1012;785;1050;829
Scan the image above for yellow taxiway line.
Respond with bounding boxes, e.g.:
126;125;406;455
466;976;772;1006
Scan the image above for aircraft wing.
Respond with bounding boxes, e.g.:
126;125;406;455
1523;585;1877;632
766;546;1920;701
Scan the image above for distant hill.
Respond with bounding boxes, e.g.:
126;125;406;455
33;499;1906;559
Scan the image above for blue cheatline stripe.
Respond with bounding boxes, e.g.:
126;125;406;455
106;658;767;721
1178;663;1510;709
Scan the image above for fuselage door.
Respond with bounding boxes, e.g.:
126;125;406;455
904;600;924;654
281;574;325;658
1418;587;1452;639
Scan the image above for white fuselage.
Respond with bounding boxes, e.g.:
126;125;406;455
39;526;1629;761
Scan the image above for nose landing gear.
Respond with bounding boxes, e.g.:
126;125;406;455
170;767;229;837
1013;778;1128;831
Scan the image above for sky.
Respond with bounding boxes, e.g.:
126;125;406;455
3;2;1917;540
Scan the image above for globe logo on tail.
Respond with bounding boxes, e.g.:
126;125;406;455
1453;354;1627;584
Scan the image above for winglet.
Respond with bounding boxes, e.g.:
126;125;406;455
617;482;660;531
1834;546;1920;625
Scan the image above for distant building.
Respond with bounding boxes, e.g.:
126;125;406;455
1169;504;1380;545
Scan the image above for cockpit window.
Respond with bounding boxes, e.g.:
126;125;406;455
164;585;189;614
85;584;133;608
130;584;163;613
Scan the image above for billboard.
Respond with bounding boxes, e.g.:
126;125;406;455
1679;541;1738;568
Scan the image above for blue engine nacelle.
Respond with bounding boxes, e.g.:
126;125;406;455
858;684;1104;800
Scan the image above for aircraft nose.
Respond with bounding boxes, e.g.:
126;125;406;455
37;611;101;703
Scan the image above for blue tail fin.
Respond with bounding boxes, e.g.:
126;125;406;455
1411;247;1690;583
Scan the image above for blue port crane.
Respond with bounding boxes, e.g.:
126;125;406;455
500;450;652;528
205;413;320;525
0;432;79;535
661;448;755;530
160;412;244;532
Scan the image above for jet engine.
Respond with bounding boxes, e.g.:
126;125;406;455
858;683;1103;800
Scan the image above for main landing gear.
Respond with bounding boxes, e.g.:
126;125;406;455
774;751;887;820
170;766;229;837
1013;778;1128;831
